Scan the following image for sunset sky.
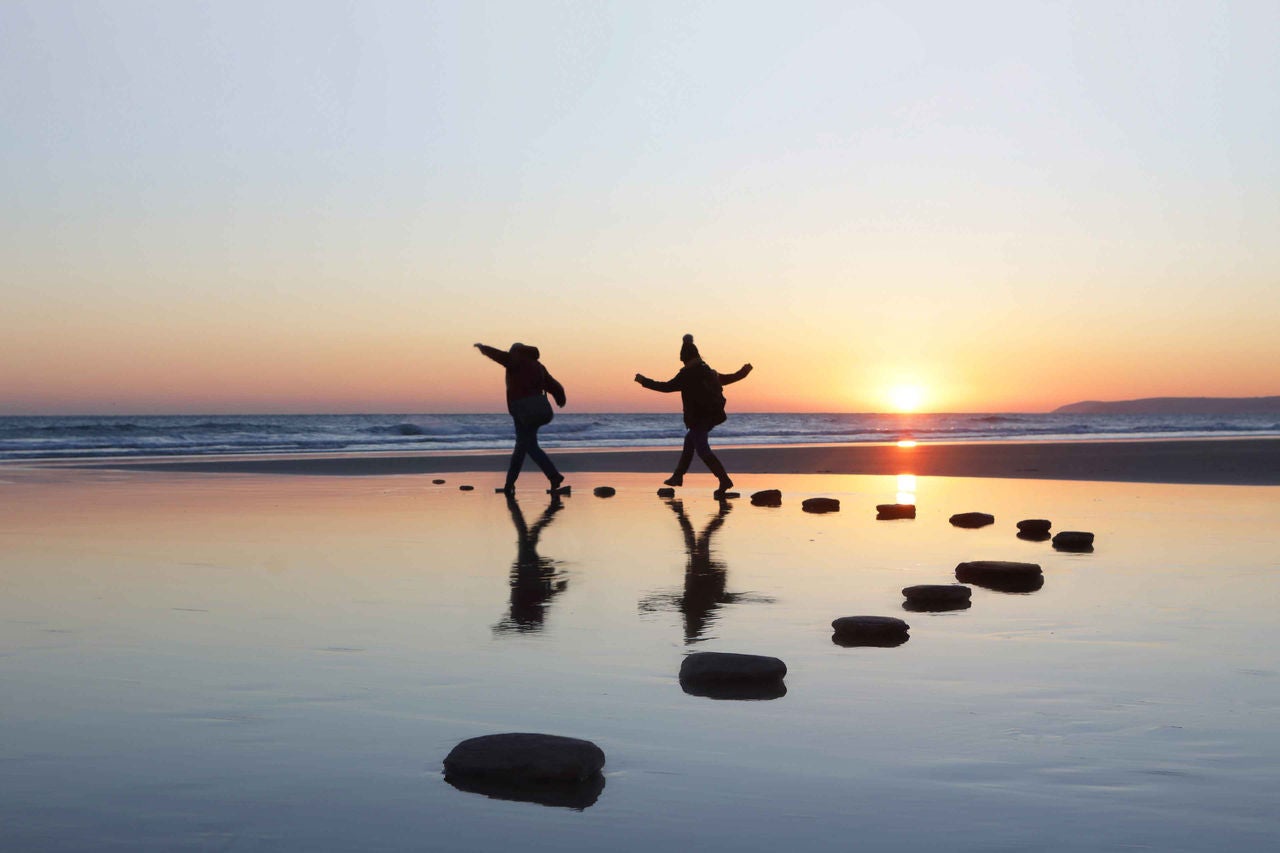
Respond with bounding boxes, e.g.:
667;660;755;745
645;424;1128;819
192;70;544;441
3;1;1277;415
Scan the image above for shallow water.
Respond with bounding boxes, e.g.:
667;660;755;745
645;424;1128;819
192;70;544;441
1;468;1277;851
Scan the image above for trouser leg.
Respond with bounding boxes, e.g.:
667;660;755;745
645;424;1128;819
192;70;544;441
522;424;562;483
692;427;731;485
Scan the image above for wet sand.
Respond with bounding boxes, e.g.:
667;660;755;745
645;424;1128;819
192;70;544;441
2;464;1278;850
70;436;1280;485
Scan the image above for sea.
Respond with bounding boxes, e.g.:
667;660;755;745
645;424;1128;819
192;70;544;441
2;412;1278;461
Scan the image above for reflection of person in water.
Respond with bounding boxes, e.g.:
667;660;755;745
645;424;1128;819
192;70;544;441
640;497;770;644
493;492;567;634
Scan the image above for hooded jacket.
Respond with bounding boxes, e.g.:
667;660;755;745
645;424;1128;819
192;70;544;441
478;343;567;410
637;360;750;429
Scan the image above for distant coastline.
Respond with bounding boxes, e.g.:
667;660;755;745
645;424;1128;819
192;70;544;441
1053;396;1280;415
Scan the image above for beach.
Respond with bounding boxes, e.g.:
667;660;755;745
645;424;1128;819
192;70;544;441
3;439;1279;851
72;436;1280;486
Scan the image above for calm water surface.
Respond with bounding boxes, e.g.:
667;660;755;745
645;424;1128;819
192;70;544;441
1;468;1277;851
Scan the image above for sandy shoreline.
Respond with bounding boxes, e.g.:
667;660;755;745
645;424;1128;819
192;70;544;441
63;437;1280;485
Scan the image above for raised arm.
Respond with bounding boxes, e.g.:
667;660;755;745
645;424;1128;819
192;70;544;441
474;343;510;366
718;363;753;385
634;372;681;393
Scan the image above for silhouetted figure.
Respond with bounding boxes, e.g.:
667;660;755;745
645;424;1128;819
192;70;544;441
493;492;567;634
475;342;567;492
634;334;751;494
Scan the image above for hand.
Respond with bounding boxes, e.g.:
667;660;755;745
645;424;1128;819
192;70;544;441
742;363;753;374
634;374;646;384
473;343;483;349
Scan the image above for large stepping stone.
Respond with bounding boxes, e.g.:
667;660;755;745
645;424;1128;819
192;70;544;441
950;512;995;528
1017;519;1052;536
802;497;840;514
831;616;910;647
593;486;616;498
877;503;916;520
444;733;606;784
955;560;1045;593
679;652;787;684
902;584;971;612
1053;531;1095;552
751;489;782;507
656;487;676;498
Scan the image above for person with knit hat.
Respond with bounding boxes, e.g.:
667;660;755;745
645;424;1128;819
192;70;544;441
634;334;752;494
475;341;568;494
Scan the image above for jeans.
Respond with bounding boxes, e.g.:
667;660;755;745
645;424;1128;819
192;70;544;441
672;425;729;483
507;419;561;486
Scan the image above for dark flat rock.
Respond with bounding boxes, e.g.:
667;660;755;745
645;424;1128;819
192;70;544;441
950;512;995;528
903;598;972;613
750;489;782;507
432;479;446;484
1017;530;1052;542
1017;519;1052;535
679;651;787;684
877;503;916;520
955;560;1045;593
444;733;605;784
593;486;616;498
458;485;474;491
1053;531;1095;552
831;616;909;647
802;497;840;513
902;584;972;607
657;487;676;498
831;615;909;638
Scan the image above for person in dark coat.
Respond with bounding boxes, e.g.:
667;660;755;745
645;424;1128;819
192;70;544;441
475;342;567;493
634;334;752;493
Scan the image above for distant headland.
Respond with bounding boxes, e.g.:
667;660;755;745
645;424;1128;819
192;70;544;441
1053;396;1280;415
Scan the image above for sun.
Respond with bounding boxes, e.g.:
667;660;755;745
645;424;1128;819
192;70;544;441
887;384;925;413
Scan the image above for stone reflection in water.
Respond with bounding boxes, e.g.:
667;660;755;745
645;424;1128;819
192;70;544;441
492;493;568;634
639;497;774;644
445;773;605;811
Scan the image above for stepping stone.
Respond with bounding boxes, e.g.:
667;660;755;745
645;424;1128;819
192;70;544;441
679;652;787;684
877;503;916;520
657;487;676;498
443;733;606;784
1017;530;1052;542
593;486;616;498
459;485;474;491
750;489;782;507
955;560;1045;593
717;492;741;499
950;512;995;528
432;479;446;485
902;584;971;611
1017;519;1052;536
1053;531;1095;552
802;497;840;514
831;615;910;647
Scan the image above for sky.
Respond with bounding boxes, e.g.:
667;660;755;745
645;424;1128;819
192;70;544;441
2;0;1277;415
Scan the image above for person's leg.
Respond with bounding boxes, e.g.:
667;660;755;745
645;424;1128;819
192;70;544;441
523;424;564;488
505;419;530;489
665;431;696;486
692;426;732;491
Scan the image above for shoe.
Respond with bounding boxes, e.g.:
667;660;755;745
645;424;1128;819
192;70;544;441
717;477;734;492
663;475;683;487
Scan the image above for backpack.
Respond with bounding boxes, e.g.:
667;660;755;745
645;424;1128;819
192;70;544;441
683;361;727;427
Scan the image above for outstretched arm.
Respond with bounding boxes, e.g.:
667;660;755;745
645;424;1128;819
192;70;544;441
634;372;681;393
718;363;753;385
474;343;510;366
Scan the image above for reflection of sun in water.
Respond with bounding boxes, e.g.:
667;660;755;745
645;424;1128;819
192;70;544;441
897;473;917;505
888;385;925;413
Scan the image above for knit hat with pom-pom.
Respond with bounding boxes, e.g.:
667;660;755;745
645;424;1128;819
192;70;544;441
679;334;700;363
